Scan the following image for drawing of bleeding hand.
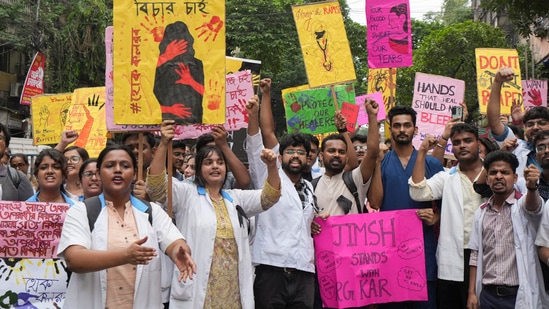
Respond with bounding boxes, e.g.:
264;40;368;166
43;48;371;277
161;104;192;119
39;105;49;128
175;63;204;94
233;98;249;123
157;40;188;67
528;88;543;106
195;16;224;42
207;80;221;110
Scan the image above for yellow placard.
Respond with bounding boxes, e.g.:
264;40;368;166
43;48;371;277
475;48;522;114
64;87;108;158
31;93;72;145
368;68;397;116
292;1;356;88
114;1;226;125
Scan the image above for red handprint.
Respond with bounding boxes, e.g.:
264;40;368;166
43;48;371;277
528;88;543;106
157;40;188;67
233;98;249;123
206;79;222;110
195;16;224;42
175;63;204;94
161;104;192;119
141;15;165;42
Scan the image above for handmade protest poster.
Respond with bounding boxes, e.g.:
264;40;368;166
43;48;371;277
173;70;254;139
314;209;427;308
113;0;226;125
283;84;355;134
20;52;45;106
226;56;262;89
522;80;547;108
368;68;397;112
292;1;356;88
412;72;465;154
0;201;70;308
341;102;359;133
31;93;72;145
356;92;386;125
366;0;412;68
64;87;108;158
475;48;522;114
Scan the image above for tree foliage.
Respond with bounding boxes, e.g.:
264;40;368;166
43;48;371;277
395;21;509;121
481;0;549;38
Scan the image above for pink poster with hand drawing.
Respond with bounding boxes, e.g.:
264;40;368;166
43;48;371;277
314;209;427;308
522;80;547;108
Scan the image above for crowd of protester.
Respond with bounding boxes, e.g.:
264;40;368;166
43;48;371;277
2;69;549;309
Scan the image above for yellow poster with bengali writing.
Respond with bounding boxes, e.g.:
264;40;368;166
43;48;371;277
64;87;108;158
31;93;72;145
292;1;356;88
475;48;522;114
114;0;226;125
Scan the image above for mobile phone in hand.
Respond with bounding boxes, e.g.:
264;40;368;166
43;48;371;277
451;106;463;121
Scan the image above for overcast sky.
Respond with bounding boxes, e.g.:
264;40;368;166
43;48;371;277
347;0;445;25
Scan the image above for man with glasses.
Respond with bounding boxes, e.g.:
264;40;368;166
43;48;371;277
0;123;33;201
486;67;549;178
351;134;368;164
246;79;317;308
171;140;186;181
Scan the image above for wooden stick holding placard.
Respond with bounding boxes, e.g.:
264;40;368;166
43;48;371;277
138;133;144;181
331;85;339;111
167;141;173;218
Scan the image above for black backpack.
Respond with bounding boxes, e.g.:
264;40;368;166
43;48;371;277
84;196;152;231
311;171;365;214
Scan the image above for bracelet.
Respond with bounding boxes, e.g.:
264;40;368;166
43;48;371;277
337;127;348;133
440;135;449;141
526;183;539;191
435;143;445;149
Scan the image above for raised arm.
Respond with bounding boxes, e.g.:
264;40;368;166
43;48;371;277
259;148;282;210
334;111;358;170
258;78;278;149
54;130;79;152
146;120;173;204
360;98;380;182
487;67;515;136
412;135;437;184
432;117;461;164
212;125;251;189
523;164;542;212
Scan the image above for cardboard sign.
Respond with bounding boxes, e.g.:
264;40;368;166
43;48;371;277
356;92;386;125
412;72;465;154
314;210;427;308
366;0;413;68
475;48;522;114
31;93;72;145
522;80;547;108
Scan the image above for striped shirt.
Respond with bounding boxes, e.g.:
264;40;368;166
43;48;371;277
469;193;519;286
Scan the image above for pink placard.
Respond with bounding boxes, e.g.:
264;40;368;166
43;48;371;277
522;80;547;108
0;201;69;258
314;210;427;308
412;72;465;154
356;92;386;125
174;70;254;139
341;102;359;133
366;0;412;68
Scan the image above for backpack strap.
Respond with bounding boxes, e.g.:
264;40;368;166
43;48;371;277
84;196;153;232
311;176;320;190
7;166;21;189
342;171;364;213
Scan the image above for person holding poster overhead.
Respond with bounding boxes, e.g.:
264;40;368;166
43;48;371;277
409;123;485;309
146;120;282;309
467;151;548;309
371;105;444;309
245;79;317;308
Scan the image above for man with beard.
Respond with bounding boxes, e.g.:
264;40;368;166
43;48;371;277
409;123;485;309
302;134;324;182
314;99;379;216
487;67;549;176
371;105;444;309
245;79;317;308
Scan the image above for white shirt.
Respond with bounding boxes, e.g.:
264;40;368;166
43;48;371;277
168;181;267;309
409;165;485;281
468;193;548;308
246;132;316;273
57;195;183;309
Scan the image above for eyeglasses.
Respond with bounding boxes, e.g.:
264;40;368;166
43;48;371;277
82;171;98;178
66;156;81;163
284;149;307;156
536;143;549;153
525;119;549;128
354;145;368;151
